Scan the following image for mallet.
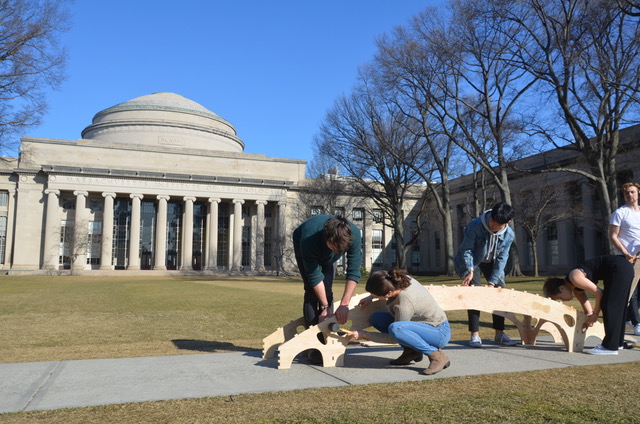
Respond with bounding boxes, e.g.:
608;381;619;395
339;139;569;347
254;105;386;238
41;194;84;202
328;322;349;336
622;341;640;349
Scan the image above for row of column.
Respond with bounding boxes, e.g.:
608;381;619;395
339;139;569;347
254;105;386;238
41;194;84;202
42;190;287;272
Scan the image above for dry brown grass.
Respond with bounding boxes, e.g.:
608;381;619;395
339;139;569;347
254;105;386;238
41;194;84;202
2;274;635;423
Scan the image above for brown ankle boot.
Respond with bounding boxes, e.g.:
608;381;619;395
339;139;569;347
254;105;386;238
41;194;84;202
422;349;450;375
389;347;423;365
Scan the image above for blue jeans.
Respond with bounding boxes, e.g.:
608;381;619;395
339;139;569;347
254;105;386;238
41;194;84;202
370;311;451;355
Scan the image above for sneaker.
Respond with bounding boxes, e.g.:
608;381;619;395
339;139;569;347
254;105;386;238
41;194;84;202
469;334;482;348
635;324;640;336
494;333;517;346
586;344;618;355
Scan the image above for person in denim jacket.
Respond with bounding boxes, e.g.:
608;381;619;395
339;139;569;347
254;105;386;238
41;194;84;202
454;202;517;348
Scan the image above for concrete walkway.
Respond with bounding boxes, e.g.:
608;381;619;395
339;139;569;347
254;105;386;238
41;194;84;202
2;336;639;414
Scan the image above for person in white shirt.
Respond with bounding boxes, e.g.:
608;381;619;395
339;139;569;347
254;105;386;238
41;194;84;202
609;182;640;336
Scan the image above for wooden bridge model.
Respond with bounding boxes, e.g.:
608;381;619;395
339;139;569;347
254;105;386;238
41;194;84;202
262;285;605;370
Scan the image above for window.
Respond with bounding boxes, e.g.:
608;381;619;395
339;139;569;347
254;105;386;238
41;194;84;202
310;206;323;216
0;191;8;207
241;225;251;266
217;202;229;268
547;223;559;265
372;229;383;266
372;209;383;223
412;243;420;266
0;216;6;264
192;202;206;270
352;209;364;222
140;201;156;270
87;221;102;265
59;220;71;268
264;226;272;267
333;207;344;217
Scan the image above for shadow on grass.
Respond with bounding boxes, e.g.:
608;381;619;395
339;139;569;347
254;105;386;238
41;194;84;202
172;339;256;353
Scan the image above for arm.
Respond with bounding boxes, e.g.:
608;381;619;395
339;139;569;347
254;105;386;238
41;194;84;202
609;224;633;260
568;269;603;332
311;281;331;322
334;279;358;324
457;221;479;286
335;224;362;323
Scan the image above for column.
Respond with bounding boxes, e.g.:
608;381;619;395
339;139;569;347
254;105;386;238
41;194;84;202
128;193;143;270
154;195;169;270
181;196;195;270
72;191;88;271
99;192;116;270
43;189;60;270
2;188;15;269
11;174;42;270
231;199;244;271
206;198;220;270
277;201;286;272
255;200;267;272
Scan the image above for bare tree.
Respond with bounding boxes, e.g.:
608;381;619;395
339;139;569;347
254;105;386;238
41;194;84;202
617;0;640;16
511;177;572;276
314;78;429;269
493;0;640;221
371;8;461;275
0;0;70;154
372;3;538;274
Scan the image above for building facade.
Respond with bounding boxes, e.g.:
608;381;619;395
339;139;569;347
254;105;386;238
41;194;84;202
0;92;637;276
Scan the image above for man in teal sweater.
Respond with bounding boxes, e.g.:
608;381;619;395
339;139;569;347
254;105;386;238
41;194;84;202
293;215;362;329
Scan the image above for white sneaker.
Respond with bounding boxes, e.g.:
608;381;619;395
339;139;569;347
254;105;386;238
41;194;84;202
635;324;640;336
469;334;482;348
494;333;517;346
587;344;618;355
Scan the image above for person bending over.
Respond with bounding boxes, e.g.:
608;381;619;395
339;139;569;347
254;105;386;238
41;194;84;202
543;254;634;355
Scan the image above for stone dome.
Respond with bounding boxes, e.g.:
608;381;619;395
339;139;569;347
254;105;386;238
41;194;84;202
81;92;244;152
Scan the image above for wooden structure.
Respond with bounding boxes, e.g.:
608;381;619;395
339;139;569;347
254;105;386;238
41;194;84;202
262;285;605;369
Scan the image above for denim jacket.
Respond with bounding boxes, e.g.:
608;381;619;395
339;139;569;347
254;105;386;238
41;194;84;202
454;212;514;287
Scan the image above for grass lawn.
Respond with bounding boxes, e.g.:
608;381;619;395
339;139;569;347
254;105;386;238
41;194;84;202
1;274;638;423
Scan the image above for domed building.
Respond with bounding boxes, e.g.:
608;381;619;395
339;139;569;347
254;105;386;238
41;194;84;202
1;92;307;273
1;92;634;276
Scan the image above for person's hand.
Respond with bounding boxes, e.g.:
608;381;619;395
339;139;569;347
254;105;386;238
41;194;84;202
358;296;373;309
318;307;331;323
334;305;349;325
344;330;367;340
462;271;473;286
581;313;598;333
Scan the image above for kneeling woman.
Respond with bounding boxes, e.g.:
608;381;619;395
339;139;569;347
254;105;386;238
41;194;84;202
346;269;451;375
543;254;634;355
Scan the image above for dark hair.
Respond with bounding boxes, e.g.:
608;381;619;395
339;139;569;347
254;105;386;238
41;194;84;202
365;268;412;296
542;277;567;298
490;202;514;224
323;216;353;254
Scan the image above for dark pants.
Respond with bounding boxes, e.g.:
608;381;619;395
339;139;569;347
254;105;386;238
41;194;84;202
600;256;634;350
627;283;640;325
467;261;506;333
293;242;336;328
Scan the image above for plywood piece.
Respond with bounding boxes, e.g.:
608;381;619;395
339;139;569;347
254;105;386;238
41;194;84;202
263;285;605;369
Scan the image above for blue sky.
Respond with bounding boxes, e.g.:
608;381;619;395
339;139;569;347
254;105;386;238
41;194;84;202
23;1;443;164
